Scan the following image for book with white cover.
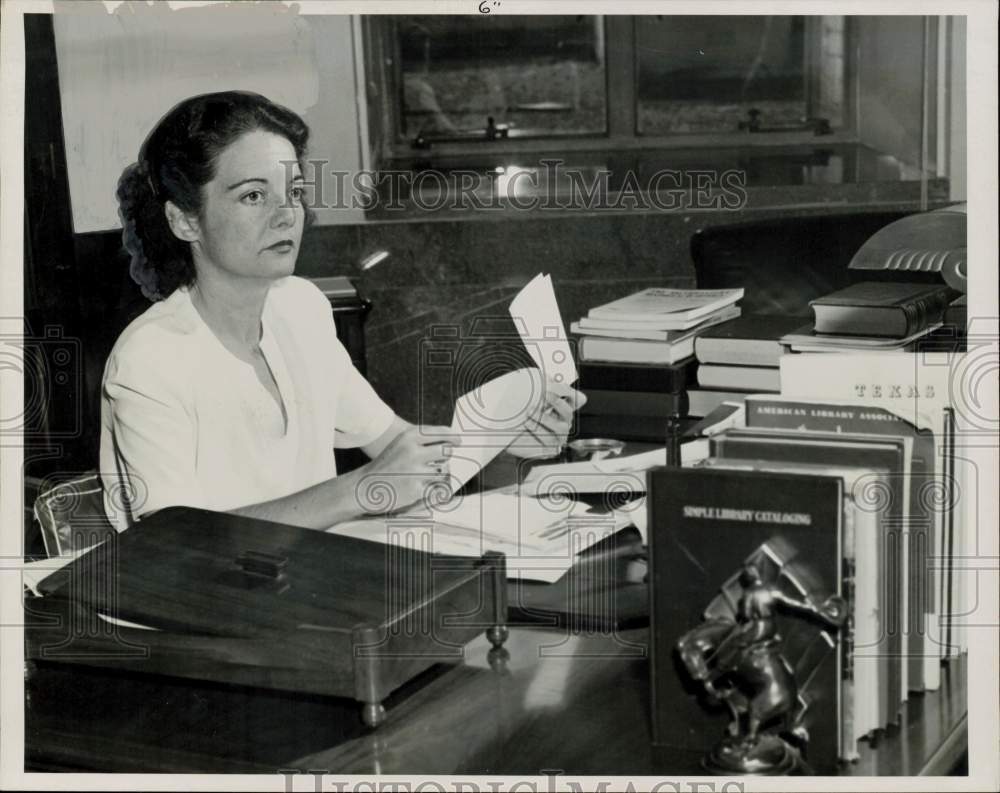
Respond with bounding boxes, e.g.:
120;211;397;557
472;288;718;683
578;335;696;365
781;352;977;666
697;363;781;392
577;305;742;332
780;322;942;351
570;305;739;341
588;287;743;322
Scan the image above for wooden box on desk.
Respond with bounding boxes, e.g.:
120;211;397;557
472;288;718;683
25;507;508;727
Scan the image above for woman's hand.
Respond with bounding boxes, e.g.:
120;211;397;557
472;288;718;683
355;424;458;513
505;380;587;460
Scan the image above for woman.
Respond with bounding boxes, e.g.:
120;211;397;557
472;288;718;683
100;91;582;531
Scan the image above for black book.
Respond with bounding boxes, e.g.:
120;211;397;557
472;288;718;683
576;409;687;443
648;467;848;773
576;386;688;442
578;358;697;394
694;314;804;367
809;281;957;338
580;388;687;418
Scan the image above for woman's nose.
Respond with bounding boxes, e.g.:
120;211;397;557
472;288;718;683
271;199;296;228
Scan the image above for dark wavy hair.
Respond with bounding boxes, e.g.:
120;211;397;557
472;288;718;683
116;91;313;300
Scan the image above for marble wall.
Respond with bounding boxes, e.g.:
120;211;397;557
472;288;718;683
288;182;946;424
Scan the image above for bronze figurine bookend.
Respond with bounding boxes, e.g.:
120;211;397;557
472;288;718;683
677;559;847;775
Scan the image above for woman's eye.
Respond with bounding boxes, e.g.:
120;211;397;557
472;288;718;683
241;190;266;205
288;186;305;204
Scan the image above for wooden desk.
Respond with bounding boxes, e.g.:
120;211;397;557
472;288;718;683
23;451;965;776
26;625;967;776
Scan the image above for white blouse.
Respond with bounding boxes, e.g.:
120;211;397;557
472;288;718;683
99;276;395;530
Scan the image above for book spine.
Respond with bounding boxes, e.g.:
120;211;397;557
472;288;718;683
579;361;694;393
576;407;687;442
580;389;687;417
843;560;856;685
900;290;952;336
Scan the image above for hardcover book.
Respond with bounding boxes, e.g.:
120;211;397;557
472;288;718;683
570;306;738;342
779;322;942;352
578;335;696;365
577;306;742;333
579;359;696;394
694;314;803;367
576;410;687;443
588;287;743;323
579;388;686;417
696;363;780;392
647;467;848;772
809;281;956;338
685;388;751;417
709;428;910;726
576;387;687;442
779;352;974;661
743;395;940;693
696;457;893;756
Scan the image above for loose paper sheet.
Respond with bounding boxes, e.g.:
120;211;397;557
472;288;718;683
447;367;547;488
515;440;711;498
508;273;578;386
328;490;638;583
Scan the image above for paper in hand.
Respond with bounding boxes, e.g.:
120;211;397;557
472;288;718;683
508;273;577;386
447;367;546;488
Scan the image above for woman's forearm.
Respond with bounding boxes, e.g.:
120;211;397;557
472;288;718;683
227;418;412;530
228;465;372;530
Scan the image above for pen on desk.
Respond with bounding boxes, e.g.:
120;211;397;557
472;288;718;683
665;412;683;468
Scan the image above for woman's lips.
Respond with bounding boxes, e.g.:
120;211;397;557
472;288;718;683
264;240;295;254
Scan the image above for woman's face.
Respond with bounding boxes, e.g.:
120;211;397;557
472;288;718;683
188;129;305;283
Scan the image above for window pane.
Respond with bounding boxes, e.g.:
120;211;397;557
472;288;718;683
394;15;607;141
637;16;845;135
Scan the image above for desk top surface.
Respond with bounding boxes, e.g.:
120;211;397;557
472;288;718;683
24;446;966;777
27;625;966;777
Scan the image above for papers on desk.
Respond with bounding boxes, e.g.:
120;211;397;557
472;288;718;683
328;490;640;583
515;440;712;500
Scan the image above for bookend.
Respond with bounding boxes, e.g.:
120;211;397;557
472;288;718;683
675;548;846;774
648;468;850;775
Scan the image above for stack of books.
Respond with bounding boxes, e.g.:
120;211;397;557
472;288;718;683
570;287;744;365
779;281;958;353
575;358;696;441
649;390;967;771
688;314;804;417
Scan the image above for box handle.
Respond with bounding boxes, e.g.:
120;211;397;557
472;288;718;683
235;550;288;580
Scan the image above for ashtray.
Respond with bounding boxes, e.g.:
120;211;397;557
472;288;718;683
567;437;625;462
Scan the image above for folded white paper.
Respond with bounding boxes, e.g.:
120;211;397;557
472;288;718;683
447;367;547;488
508;272;577;386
